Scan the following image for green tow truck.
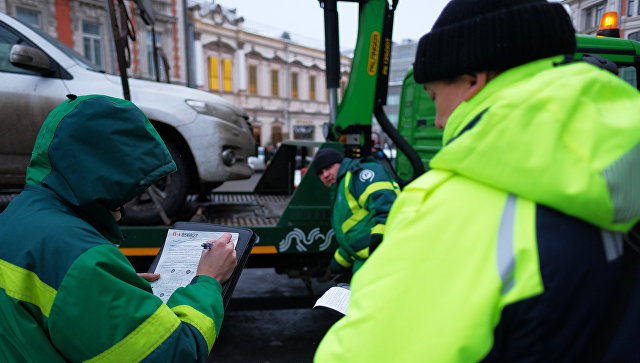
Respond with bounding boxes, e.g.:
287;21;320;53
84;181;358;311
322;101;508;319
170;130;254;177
395;30;640;181
120;0;415;278
121;8;640;281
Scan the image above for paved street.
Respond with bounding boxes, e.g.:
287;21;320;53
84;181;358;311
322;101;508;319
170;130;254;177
209;269;340;362
207;171;342;362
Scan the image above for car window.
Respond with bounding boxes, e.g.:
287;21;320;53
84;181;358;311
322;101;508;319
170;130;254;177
0;23;41;75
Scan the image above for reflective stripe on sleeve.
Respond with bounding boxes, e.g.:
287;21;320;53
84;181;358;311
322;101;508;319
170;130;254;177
601;229;624;262
0;259;57;317
334;249;353;268
172;305;216;351
355;247;370;259
342;172;369;233
357;181;400;207
85;304;180;363
371;224;385;235
497;194;517;295
603;142;640;224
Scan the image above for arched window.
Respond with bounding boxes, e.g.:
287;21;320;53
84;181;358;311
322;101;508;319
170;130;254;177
253;124;262;146
271;124;283;144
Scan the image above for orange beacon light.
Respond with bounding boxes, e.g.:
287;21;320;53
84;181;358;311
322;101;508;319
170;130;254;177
597;11;620;38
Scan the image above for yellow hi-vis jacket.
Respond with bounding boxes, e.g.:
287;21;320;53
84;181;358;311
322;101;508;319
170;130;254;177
315;56;640;361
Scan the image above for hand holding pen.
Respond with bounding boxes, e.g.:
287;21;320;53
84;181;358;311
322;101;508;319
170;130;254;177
196;233;237;284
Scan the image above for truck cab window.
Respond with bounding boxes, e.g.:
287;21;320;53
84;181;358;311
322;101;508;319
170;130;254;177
619;66;637;88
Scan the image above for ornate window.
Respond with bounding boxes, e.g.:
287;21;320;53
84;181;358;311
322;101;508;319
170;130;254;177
249;65;257;94
16;8;40;28
223;59;232;92
271;124;283;144
82;21;103;68
271;68;279;96
309;75;316;100
147;32;165;81
291;72;298;99
209;56;219;90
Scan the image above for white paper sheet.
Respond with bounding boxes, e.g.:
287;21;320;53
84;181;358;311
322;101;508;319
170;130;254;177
314;285;351;315
150;229;238;304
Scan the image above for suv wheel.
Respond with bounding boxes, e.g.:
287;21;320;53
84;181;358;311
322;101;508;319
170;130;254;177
123;142;190;225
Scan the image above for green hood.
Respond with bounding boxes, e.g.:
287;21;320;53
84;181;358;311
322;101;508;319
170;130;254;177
26;95;176;237
431;56;640;231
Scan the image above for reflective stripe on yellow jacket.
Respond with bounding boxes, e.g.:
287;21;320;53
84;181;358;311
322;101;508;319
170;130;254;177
316;56;640;361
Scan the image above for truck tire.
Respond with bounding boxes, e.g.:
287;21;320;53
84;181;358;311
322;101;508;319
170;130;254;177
122;141;190;225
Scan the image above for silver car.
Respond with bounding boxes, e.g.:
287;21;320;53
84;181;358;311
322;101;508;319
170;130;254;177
0;12;255;224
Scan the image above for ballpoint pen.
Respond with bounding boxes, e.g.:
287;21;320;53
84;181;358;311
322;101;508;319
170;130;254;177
201;242;214;249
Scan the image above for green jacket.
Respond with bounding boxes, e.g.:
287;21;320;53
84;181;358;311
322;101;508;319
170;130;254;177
0;95;224;362
316;57;640;361
329;157;400;273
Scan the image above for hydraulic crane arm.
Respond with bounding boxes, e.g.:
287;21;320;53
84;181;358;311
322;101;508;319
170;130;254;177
320;0;423;183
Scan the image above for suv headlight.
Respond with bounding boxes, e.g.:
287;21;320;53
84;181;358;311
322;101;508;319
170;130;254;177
185;99;236;124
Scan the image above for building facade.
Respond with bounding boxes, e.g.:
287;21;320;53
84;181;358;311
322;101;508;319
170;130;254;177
384;39;418;127
188;2;352;146
565;0;640;39
1;0;353;146
1;0;189;85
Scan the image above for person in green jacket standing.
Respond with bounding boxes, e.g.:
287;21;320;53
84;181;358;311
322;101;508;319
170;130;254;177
316;0;640;361
313;148;400;276
0;95;236;362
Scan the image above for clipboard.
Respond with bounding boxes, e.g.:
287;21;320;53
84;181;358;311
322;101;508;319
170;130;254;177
148;222;257;309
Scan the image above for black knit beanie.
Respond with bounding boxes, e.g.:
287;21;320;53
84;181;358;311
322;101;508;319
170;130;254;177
414;0;576;83
313;148;344;175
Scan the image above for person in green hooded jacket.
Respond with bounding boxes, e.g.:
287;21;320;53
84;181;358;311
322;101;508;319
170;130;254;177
0;95;237;362
313;148;400;276
316;0;640;361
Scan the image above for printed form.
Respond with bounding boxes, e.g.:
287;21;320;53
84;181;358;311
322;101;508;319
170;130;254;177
150;229;238;304
314;285;351;316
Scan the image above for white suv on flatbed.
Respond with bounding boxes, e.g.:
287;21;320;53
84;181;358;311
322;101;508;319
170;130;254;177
0;12;255;224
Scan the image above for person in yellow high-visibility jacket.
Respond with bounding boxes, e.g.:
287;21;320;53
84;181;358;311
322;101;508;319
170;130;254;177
315;0;640;361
